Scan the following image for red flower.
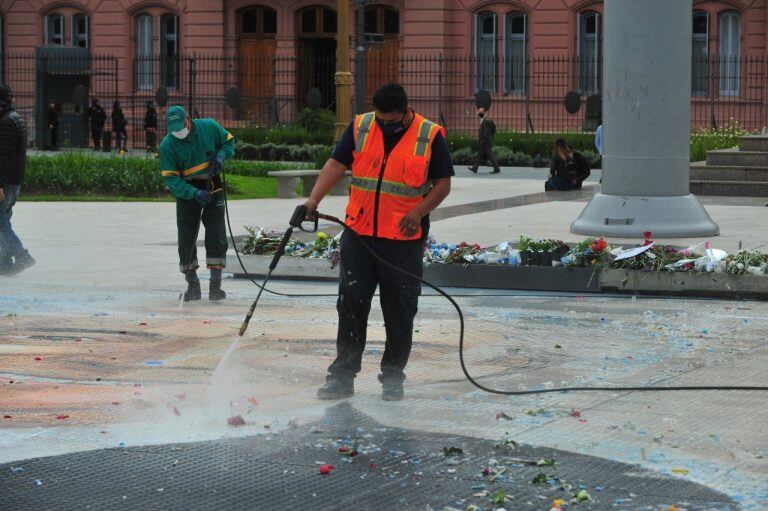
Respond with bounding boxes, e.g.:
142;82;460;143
643;231;652;239
319;464;334;475
591;238;608;252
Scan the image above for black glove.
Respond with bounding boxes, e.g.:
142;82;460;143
209;155;225;176
194;189;214;207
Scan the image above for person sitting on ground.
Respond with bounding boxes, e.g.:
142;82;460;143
545;138;590;191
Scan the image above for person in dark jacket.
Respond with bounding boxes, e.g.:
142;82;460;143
545;138;590;191
46;100;59;150
88;98;107;150
144;100;158;153
468;107;500;174
112;101;128;153
0;86;35;275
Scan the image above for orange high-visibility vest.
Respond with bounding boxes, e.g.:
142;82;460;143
345;111;445;241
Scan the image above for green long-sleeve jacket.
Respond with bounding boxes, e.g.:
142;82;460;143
159;118;235;200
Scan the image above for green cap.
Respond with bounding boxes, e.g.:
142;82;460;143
166;105;187;133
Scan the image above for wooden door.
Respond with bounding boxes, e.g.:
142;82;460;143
365;39;399;109
239;38;276;124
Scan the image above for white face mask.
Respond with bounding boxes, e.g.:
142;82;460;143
172;127;190;139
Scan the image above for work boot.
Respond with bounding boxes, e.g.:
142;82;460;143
209;280;226;301
467;166;478;174
183;271;201;302
209;267;226;301
317;377;354;400
379;374;404;401
12;252;35;275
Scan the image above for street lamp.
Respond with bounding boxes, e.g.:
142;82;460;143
354;0;369;115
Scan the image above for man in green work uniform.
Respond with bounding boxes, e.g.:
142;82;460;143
160;106;235;301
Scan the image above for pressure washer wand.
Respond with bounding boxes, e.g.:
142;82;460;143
238;205;315;336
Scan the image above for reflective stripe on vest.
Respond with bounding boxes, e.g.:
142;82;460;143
414;119;438;157
351;175;431;198
355;113;376;153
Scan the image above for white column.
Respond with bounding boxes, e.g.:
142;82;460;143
571;0;719;237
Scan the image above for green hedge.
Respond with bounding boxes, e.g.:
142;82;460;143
234;142;332;163
23;154;302;196
690;121;747;161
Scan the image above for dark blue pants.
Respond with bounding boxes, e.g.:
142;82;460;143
328;231;423;383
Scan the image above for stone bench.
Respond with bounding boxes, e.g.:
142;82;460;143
267;169;352;199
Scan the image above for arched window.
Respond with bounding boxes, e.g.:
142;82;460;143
475;11;497;92
692;11;708;96
72;13;89;48
44;13;65;45
364;5;399;36
299;6;337;36
505;12;526;94
136;15;153;90
160;14;180;88
239;6;277;36
719;10;740;96
578;11;601;94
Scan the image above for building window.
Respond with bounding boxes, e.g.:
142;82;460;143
692;11;708;96
240;6;277;36
72;14;89;48
578;11;601;94
475;12;497;92
0;16;4;85
160;14;179;89
719;10;740;96
364;5;399;35
136;15;153;91
45;13;65;45
299;6;336;36
505;12;527;94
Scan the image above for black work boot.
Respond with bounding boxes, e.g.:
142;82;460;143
209;268;226;301
317;376;354;400
379;374;404;401
183;271;201;302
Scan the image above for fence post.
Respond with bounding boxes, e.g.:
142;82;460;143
438;54;445;127
525;56;534;133
710;58;718;130
188;53;196;117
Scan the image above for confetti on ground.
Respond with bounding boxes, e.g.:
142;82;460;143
227;415;246;427
319;464;334;475
34;357;42;361
55;415;70;420
671;467;690;475
144;360;163;367
247;397;259;405
495;411;514;421
138;322;148;326
570;408;582;418
10;467;24;474
173;407;181;417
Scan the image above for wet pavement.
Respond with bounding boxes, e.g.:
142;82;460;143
1;277;767;510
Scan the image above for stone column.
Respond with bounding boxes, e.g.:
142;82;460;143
335;0;353;143
571;0;719;237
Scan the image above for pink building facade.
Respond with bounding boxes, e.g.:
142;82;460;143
1;0;766;144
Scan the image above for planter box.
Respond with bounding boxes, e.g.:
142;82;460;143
600;268;768;299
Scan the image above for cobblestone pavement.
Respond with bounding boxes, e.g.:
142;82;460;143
1;278;767;510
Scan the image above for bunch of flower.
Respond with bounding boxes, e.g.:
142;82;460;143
724;250;768;275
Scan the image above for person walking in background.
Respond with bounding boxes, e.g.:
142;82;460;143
46;100;59;150
144;100;158;154
468;107;500;174
595;124;603;157
112;101;128;153
545;138;590;191
88;98;106;151
0;86;35;275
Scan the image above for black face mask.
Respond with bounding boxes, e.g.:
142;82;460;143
478;113;485;118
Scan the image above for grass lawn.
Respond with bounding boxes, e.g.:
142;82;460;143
19;175;299;202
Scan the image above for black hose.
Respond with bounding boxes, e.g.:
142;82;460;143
221;170;768;395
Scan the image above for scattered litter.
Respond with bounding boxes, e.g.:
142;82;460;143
35;479;42;486
523;408;547;416
532;472;548;485
144;360;163;367
172;407;181;417
574;489;590;502
10;467;24;474
34;357;42;361
489;467;508;482
671;467;690;476
3;415;11;419
227;415;246;427
319;464;334;475
536;458;555;467
111;401;120;406
442;446;463;456
550;498;565;511
495;411;514;421
138;322;148;326
554;344;562;349
174;393;186;401
471;483;486;491
482;467;491;476
55;415;69;420
118;442;126;447
570;408;582;418
491;489;507;505
247;397;259;406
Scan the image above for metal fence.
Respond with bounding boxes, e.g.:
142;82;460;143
2;51;767;148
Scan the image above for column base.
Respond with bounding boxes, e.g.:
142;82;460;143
570;193;720;238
